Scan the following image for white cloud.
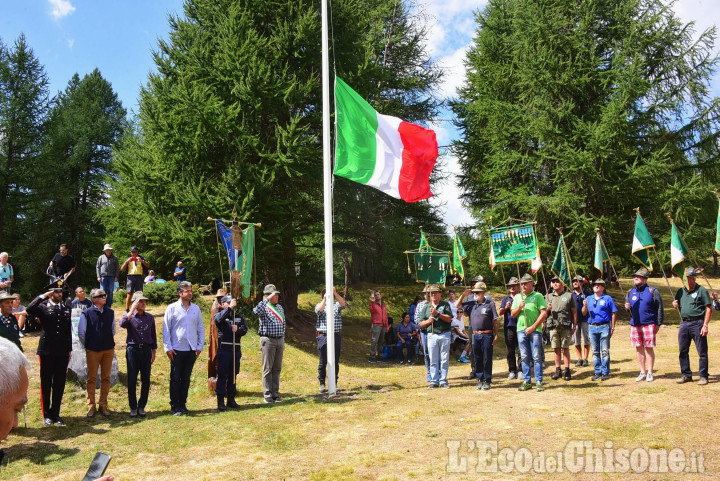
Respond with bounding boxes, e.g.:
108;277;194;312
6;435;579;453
436;43;471;99
49;0;76;20
66;38;74;49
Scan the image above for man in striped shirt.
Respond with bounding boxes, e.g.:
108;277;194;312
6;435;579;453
254;284;285;403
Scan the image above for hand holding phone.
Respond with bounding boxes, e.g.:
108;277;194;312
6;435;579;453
83;452;111;481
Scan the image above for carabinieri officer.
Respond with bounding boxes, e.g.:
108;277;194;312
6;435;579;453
213;295;246;411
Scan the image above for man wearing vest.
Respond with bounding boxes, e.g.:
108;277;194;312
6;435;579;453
672;267;711;385
26;288;72;425
582;279;617;381
79;288;116;417
546;276;577;381
625;267;663;382
511;274;548;392
0;292;22;351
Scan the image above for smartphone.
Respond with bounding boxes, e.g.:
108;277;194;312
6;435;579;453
82;452;111;481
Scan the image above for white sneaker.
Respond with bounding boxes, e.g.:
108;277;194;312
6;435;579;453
646;371;654;382
635;372;646;382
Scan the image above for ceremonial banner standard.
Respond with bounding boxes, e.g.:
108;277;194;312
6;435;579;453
414;252;449;284
632;214;655;271
216;220;255;299
670;223;690;288
489;223;539;265
551;235;572;288
594;232;609;273
452;230;466;281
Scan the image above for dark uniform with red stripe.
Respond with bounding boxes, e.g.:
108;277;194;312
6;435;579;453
27;294;72;422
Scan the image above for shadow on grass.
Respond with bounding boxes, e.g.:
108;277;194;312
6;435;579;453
3;441;79;465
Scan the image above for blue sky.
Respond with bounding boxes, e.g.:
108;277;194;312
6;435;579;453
1;0;718;233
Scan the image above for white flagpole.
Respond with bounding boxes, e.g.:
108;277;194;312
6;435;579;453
321;0;337;395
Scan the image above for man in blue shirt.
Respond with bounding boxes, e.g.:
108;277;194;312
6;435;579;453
163;281;205;415
173;261;187;282
571;276;592;367
581;279;617;381
497;277;521;379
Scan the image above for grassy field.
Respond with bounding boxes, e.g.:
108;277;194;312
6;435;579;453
2;278;719;480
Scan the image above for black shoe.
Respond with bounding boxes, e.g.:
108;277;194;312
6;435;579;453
601;375;610;381
368;357;377;363
172;410;183;416
551;368;562;380
467;373;476;380
564;368;571;381
181;407;190;415
43;417;53;426
677;376;693;384
226;397;240;409
591;374;602;381
217;395;226;412
54;417;65;426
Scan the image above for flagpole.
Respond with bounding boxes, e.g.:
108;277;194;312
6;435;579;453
666;212;713;292
214;221;226;288
597;228;625;292
651;245;676;299
321;0;337;395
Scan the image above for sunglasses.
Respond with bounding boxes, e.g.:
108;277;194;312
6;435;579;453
93;294;106;299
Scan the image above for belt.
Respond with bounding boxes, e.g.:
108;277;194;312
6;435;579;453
473;330;493;334
589;322;609;326
681;317;704;322
262;335;283;339
129;344;150;349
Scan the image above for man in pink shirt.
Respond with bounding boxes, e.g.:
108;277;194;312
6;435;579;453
368;290;389;363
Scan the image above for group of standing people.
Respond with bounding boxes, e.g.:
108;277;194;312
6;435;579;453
377;266;711;392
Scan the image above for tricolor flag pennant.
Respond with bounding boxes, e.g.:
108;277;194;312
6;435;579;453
334;77;438;202
632;214;655;271
671;222;690;288
715;198;720;255
594;232;609;273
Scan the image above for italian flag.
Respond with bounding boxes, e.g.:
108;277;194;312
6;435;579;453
334;77;438;202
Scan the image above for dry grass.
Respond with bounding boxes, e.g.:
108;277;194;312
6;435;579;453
2;279;719;480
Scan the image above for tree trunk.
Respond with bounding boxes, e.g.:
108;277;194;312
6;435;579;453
341;251;350;299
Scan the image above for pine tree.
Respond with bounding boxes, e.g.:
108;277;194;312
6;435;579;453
453;0;720;271
103;0;442;316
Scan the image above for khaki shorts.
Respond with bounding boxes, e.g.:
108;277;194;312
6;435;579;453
550;326;572;349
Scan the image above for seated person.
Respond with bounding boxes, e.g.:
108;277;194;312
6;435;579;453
383;317;397;359
450;309;469;358
144;270;156;284
12;294;27;337
396;312;418;364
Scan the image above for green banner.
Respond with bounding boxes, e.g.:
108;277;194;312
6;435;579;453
551;235;572;288
490;223;538;265
715;199;720;255
238;224;255;298
594;232;609;272
414;252;449;284
452;233;466;280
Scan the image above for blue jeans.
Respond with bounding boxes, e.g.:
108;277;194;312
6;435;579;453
420;331;430;375
589;323;611;375
517;329;544;383
100;276;115;307
126;345;152;410
678;319;708;379
472;333;494;382
427;332;451;385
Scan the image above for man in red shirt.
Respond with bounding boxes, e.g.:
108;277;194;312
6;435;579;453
368;290;388;363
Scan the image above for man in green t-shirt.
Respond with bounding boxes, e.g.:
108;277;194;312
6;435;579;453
672;267;711;385
511;274;548;391
419;284;453;389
